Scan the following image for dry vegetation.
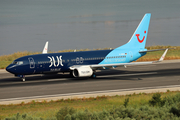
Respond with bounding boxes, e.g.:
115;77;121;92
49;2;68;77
137;45;180;61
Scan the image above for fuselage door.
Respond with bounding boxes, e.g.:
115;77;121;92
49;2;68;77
28;57;35;69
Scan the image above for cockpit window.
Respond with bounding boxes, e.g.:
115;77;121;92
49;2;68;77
12;61;23;65
12;61;18;64
18;61;23;65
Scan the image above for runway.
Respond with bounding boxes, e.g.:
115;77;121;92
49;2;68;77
0;60;180;103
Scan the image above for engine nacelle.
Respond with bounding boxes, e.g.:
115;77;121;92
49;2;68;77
72;66;93;77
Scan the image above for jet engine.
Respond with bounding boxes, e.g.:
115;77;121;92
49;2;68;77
72;66;93;77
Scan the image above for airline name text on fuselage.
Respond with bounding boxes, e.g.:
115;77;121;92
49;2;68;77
48;56;63;67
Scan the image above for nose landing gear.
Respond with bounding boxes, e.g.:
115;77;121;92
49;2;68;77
22;77;25;82
15;75;25;82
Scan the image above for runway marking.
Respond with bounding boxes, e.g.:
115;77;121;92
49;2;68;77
98;72;157;78
1;85;180;102
47;78;68;81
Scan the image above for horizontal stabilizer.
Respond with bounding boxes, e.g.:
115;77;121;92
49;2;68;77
139;48;176;53
139;49;167;53
139;48;173;53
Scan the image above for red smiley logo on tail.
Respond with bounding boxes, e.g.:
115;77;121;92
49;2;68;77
136;31;146;43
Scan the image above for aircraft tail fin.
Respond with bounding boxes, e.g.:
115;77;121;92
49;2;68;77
119;13;151;49
42;41;48;54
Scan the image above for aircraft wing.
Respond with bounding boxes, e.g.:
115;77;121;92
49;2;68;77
42;41;49;54
91;49;168;69
69;49;168;70
90;61;153;68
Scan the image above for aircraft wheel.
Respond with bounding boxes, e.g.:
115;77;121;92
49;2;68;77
22;78;25;82
70;71;74;78
21;75;25;82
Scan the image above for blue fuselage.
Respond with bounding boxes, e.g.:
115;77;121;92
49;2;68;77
6;50;110;75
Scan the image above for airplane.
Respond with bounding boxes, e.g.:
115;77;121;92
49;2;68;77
6;13;169;81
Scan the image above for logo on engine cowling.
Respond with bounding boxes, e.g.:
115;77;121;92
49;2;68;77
48;56;63;67
81;71;90;74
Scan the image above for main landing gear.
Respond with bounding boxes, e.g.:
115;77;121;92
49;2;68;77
91;72;96;78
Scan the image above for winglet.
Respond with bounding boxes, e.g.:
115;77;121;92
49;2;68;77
42;41;48;54
158;49;168;62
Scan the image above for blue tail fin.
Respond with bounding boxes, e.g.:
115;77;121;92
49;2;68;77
119;13;151;49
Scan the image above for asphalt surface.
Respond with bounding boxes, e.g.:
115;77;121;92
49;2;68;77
0;60;180;100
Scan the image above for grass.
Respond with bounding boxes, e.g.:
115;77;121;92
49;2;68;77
0;51;39;69
0;91;179;119
137;49;180;61
0;45;179;69
137;45;180;61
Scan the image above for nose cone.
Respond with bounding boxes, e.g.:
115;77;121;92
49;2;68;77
6;65;15;74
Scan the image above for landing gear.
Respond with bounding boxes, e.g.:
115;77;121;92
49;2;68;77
16;75;25;82
91;72;96;78
70;71;74;78
21;76;25;82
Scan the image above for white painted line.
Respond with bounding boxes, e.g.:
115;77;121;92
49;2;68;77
47;78;68;81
